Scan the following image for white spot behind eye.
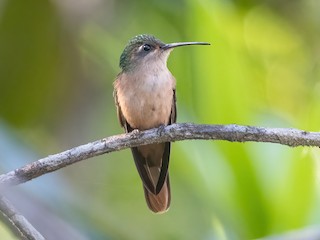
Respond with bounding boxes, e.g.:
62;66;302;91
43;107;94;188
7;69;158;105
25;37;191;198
138;44;152;53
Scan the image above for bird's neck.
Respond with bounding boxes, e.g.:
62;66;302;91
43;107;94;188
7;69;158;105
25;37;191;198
135;58;169;76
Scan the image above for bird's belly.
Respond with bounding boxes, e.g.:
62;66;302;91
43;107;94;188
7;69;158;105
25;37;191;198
125;90;172;130
120;77;173;130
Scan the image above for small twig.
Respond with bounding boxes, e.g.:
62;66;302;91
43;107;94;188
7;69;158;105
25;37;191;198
0;196;45;240
1;123;320;188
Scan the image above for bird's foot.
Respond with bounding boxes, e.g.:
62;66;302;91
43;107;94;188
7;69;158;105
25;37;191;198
130;129;140;138
157;124;166;136
132;129;140;134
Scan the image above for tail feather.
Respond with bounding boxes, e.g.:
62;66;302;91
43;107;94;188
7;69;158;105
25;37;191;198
143;175;170;213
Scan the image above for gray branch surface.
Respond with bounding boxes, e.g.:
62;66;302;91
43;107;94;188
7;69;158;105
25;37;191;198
1;123;320;240
1;123;320;188
0;196;45;240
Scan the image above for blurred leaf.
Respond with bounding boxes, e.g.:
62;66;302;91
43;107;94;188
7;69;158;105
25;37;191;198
1;0;320;239
0;0;72;128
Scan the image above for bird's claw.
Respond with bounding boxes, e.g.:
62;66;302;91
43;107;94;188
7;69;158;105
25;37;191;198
157;125;166;136
132;129;140;134
130;129;140;138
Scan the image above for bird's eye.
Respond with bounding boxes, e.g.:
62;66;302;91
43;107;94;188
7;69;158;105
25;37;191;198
143;44;151;52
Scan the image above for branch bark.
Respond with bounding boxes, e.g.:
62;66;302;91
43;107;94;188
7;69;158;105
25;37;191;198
0;196;45;240
1;123;320;239
1;123;320;188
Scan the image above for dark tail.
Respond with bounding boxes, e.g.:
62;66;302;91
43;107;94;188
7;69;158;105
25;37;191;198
143;175;171;213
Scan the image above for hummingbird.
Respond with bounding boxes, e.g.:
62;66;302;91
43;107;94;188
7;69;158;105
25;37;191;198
113;34;209;213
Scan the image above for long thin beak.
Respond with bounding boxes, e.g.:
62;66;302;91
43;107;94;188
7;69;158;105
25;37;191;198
161;41;210;50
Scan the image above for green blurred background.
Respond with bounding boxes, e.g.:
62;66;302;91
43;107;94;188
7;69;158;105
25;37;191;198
0;0;320;239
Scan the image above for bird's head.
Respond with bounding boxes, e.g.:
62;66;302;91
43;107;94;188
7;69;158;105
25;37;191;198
119;34;210;72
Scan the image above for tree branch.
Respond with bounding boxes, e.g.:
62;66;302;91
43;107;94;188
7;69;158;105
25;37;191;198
0;196;45;240
1;123;320;187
